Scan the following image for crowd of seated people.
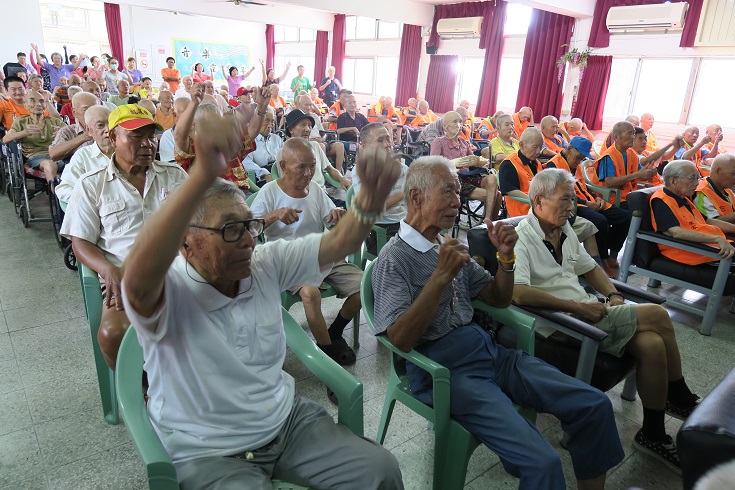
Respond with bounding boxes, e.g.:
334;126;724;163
5;40;735;490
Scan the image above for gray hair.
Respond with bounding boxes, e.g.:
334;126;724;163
71;90;98;108
67;86;83;100
190;178;245;226
194;103;222;125
84;105;111;126
662;160;697;187
404;156;456;200
359;122;386;145
528;168;576;203
520;127;543;145
496;113;513;126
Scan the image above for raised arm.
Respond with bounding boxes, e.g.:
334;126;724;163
682;135;710;162
260;59;267;85
640;136;683;166
233;86;269;141
221;65;228;81
475;220;517;308
278;62;291;83
173;84;204;153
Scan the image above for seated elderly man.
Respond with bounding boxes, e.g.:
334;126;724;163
640;113;659;154
546;137;631;274
499;128;601;261
294;94;345;172
430;111;500;220
401;97;418;126
476;111;504;140
513;168;700;473
56;105;113;203
154;90;177;131
242;106;280;187
2;90;66;184
60;104;187;369
540;115;569;157
601;115;641;153
336;94;369;143
408;100;437;127
651;160;735;265
159;97;190;163
373;156;625;489
370;96;402;146
459;99;476;122
489;113;520;168
676;126;721;177
561;118;595;143
695;154;735;224
512;106;534;137
0;75;59;130
49;91;97;162
593;121;658;208
327;89;351;130
250;138;363;366
121;110;404;490
704;124;727;155
174;75;194;100
352;123;408;255
82;81;116;111
203;80;230;113
108;80;133;107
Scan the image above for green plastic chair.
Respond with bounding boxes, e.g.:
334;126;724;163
78;262;120;425
116;308;364;489
580;160;621;206
345;186;396;269
361;261;537;490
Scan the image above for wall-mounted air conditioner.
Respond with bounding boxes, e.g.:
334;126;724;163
606;2;688;32
436;16;483;38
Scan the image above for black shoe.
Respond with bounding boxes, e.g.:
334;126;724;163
666;393;700;421
326;387;338;405
633;429;681;474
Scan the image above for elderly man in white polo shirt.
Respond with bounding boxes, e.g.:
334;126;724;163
512;168;700;473
242;106;281;186
56;105;113;203
250;138;363;366
48;91;98;163
120;107;404;489
60;104;187;369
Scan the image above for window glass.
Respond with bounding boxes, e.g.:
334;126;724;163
496;57;523;111
300;29;316;42
632;58;692;123
274;25;285;42
376;57;399;99
283;26;299;42
342;59;355;91
602;58;638;119
454;57;484;106
345;16;357;40
355;16;377;39
504;3;533;35
378;21;401;39
688;59;735;128
353;58;375;94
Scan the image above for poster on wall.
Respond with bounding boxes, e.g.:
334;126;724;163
136;49;152;76
172;38;250;84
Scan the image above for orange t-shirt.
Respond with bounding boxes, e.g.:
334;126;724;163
155;109;177;131
269;96;286;109
161;68;181;93
0;99;49;130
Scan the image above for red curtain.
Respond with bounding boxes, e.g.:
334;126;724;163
314;30;329;87
103;3;124;59
680;0;704;47
265;24;275;71
588;0;690;48
331;14;346;81
427;1;487;50
475;0;508;118
572;56;613;130
515;9;574;117
425;55;458;114
395;24;422;106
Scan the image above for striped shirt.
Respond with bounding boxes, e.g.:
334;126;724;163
372;220;493;344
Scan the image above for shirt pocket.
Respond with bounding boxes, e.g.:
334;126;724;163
99;199;131;236
234;302;284;366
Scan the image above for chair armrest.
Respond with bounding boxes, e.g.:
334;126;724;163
586;182;620;205
610;279;665;304
323;170;342;189
514;304;608;342
637;230;727;258
505;194;531;206
282;309;364;435
472;300;535;355
79;262;102;329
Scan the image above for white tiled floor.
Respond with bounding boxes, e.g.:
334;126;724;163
1;193;734;489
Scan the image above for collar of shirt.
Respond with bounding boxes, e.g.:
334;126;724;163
105;154;166;182
663;186;693;209
524;211;571;264
517;149;534;167
706;177;731;202
397;220;445;253
172;254;254;312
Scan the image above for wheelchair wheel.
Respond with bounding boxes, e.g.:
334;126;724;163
64;244;78;271
19;204;30;228
49;190;64;248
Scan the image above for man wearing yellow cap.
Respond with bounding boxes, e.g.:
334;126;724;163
60;104;188;369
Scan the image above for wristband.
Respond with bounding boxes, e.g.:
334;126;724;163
497;260;516;273
349;194;384;226
496;252;516;265
606;292;624;302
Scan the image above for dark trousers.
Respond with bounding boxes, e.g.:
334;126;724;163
577;205;631;258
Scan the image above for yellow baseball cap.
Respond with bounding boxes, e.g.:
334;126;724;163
108;104;163;131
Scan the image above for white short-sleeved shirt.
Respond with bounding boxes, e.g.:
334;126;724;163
243;133;284;180
60;157;187;267
275;140;330;189
56;143;111;203
352;163;408;223
121;234;330;463
158;129;175;162
250;180;335;242
514;211;597;303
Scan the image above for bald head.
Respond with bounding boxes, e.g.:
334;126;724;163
613;121;636;151
138;99;156;116
282;137;313;164
710;154;735;191
455;106;469;122
519;127;543;161
566;118;583;134
71;91;97;109
640;113;654;131
296;94;312;113
418;100;429;113
518;106;533;122
625;115;640;127
540;115;559;138
706;124;723;139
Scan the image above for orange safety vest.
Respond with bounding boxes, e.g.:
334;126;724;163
368;102;395;123
547;154;611;211
680;141;709;176
650;188;726;265
512;112;529;137
409;111;436;127
560;122;594;142
503;152;542;217
543;135;565;154
328;101;344;130
474;119;495;140
695;177;735;217
592;144;639;204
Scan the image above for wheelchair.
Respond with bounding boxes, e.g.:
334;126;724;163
402;127;430;158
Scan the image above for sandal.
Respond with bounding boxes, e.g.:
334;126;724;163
319;337;357;366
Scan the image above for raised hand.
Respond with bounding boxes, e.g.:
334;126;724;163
252;86;269;108
714;131;724;143
701;134;712;145
189;82;204;104
31;43;38;51
434;238;471;284
259;58;265;66
353;144;401;211
486;220;518;259
191;109;243;181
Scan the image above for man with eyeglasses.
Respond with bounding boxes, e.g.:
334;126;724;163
250;137;363;366
61;104;187;369
651;159;735;265
120;108;404;489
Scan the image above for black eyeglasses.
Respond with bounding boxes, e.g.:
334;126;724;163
190;219;265;242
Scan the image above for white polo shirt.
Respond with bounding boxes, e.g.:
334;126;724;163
250;180;334;242
275;140;331;189
514;210;597;303
242;133;284;180
56;143;111;203
60;156;187;267
121;234;329;463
